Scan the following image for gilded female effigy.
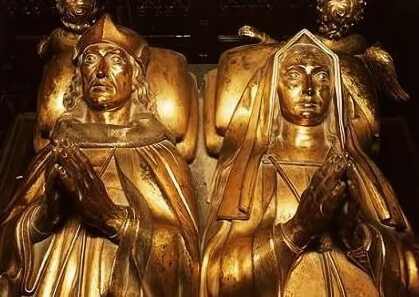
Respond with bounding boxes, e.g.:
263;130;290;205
0;15;199;296
200;30;419;297
35;0;198;162
204;0;409;157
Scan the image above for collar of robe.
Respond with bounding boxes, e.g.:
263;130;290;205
51;113;174;148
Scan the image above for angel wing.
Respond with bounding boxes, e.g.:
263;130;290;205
238;25;277;44
363;45;410;101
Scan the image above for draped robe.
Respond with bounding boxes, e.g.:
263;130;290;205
201;50;419;297
0;114;199;297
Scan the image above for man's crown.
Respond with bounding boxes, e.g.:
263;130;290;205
74;14;149;71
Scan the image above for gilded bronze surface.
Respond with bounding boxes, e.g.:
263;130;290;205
0;15;199;296
1;1;418;296
35;2;198;162
205;0;409;157
316;0;366;40
200;30;419;297
35;0;102;152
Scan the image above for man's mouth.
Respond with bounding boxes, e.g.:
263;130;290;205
90;81;113;90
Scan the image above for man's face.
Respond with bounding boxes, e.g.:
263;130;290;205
277;45;333;126
80;43;134;110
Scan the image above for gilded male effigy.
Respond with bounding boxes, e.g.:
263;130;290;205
35;0;198;162
35;0;103;151
204;0;409;157
0;15;199;297
200;30;419;297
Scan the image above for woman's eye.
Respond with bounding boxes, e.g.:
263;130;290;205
286;70;302;81
315;71;329;81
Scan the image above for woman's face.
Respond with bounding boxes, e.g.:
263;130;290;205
277;45;334;126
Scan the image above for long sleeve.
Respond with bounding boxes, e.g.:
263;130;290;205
343;222;419;297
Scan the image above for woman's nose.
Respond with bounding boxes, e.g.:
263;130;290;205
303;75;315;97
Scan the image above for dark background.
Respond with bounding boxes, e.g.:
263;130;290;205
0;0;418;229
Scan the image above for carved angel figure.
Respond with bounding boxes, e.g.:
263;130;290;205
200;30;419;297
0;15;199;296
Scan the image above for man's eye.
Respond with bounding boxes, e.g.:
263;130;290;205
111;55;125;64
83;54;98;64
286;70;302;81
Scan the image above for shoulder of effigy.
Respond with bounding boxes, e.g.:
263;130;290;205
218;42;281;65
148;47;188;63
50;116;175;148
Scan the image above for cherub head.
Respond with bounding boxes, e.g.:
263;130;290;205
316;0;367;39
56;0;103;33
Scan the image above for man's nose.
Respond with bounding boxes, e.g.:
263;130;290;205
96;58;109;79
302;75;315;97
